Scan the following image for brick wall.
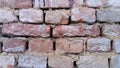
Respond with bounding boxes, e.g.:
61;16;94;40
0;0;120;68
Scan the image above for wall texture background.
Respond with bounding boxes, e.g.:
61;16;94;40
0;0;120;68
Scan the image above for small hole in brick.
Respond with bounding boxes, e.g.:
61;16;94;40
25;40;29;50
53;40;56;50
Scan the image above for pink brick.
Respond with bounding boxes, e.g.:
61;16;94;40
87;37;111;52
0;56;16;68
53;24;100;37
72;0;84;7
19;9;43;23
48;55;74;68
56;38;83;53
45;10;70;24
2;23;50;37
2;38;26;53
29;38;53;53
71;7;96;23
45;0;70;8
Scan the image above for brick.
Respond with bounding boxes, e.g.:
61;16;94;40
18;55;47;68
2;23;50;37
86;0;107;7
87;37;111;52
45;10;70;24
56;38;83;53
53;24;100;37
0;56;15;68
45;0;70;8
102;24;120;39
0;9;18;23
14;0;32;8
77;56;108;68
111;55;120;68
48;55;74;68
33;0;44;8
19;9;43;23
107;0;120;8
71;7;96;23
97;9;120;22
29;38;53;53
2;38;26;53
72;0;84;7
113;39;120;53
0;42;1;52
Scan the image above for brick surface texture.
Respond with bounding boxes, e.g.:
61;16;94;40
0;0;119;68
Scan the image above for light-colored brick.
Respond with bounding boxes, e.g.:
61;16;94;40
77;56;109;68
87;37;111;52
19;9;43;23
72;0;84;7
107;0;120;8
71;7;96;23
33;0;44;9
111;55;120;68
113;39;120;53
45;10;70;24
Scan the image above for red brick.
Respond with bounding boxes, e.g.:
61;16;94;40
45;0;70;8
2;38;26;53
56;38;83;53
19;9;43;23
45;10;70;24
29;38;53;53
0;56;16;68
87;37;111;52
53;24;100;37
2;23;50;37
71;7;96;24
48;55;74;68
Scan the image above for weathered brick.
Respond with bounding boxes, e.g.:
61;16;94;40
2;23;50;37
107;0;120;8
111;55;120;68
102;24;120;39
18;55;47;68
97;9;120;22
0;56;15;68
19;9;43;23
2;38;26;53
45;0;70;8
56;38;83;53
87;37;111;52
113;39;120;53
48;55;74;68
29;38;53;53
86;0;107;7
33;0;44;8
0;9;18;23
72;0;84;7
45;10;70;24
77;56;108;68
53;24;100;37
71;7;96;23
0;42;1;52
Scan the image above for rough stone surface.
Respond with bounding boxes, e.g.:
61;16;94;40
107;0;120;8
45;0;70;8
77;56;109;68
48;55;74;68
2;38;26;53
0;42;1;52
0;9;18;23
113;39;120;53
97;9;120;22
56;38;83;53
111;55;120;68
0;56;15;68
18;55;47;68
87;37;111;52
19;9;43;23
72;0;84;7
53;24;100;37
102;24;120;39
86;0;107;7
33;0;44;8
29;38;53;53
45;10;70;24
2;23;50;37
71;7;96;23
